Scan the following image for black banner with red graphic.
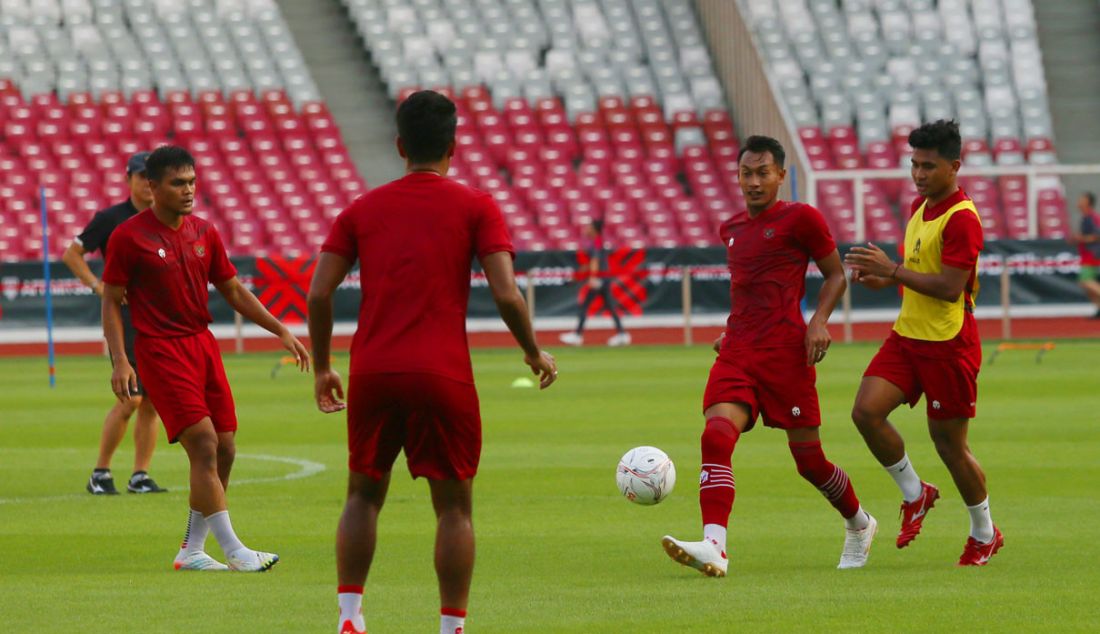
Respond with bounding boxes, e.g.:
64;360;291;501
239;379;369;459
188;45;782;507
0;241;1092;330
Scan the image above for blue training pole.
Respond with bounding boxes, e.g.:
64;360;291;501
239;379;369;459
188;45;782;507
790;162;799;202
40;186;56;388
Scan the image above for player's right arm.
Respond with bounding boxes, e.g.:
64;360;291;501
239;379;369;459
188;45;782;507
61;241;104;295
102;283;136;402
481;251;557;389
307;251;353;413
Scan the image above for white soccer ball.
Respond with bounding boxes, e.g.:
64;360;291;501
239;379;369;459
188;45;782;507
616;446;676;505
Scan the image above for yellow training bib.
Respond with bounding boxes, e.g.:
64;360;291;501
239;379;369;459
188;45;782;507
893;199;981;341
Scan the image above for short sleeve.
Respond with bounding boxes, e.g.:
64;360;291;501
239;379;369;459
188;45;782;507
792;204;837;261
75;212;111;255
320;205;359;264
207;226;237;283
101;228;132;287
474;194;514;259
941;209;984;269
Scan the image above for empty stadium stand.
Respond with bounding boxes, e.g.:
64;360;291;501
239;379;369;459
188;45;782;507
0;0;365;260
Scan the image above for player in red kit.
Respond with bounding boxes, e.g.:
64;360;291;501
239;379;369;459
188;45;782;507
307;91;558;634
846;120;1001;566
662;135;876;576
102;145;310;572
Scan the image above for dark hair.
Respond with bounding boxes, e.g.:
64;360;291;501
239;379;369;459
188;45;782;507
1084;191;1097;207
737;135;786;168
591;219;605;234
396;90;457;163
908;120;962;161
144;145;195;181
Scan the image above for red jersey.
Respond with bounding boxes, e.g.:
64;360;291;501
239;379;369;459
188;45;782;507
102;209;237;338
893;189;984;358
719;200;836;349
321;172;514;383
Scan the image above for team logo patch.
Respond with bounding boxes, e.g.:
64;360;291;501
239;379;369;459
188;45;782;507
728;237;735;247
791;406;801;417
194;243;206;257
157;248;166;258
764;228;775;239
932;400;941;410
699;471;710;484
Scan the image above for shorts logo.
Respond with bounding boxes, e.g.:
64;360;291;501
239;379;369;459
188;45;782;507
791;406;801;417
728;237;735;247
932;400;941;410
157;248;166;258
194;243;206;257
699;471;710;484
764;228;775;239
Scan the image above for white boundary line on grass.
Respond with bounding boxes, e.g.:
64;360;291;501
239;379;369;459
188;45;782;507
0;453;327;505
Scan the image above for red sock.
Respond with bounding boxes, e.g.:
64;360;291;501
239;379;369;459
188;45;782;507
789;441;860;518
699;416;740;527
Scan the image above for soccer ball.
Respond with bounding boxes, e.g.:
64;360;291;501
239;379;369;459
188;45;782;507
616;446;676;505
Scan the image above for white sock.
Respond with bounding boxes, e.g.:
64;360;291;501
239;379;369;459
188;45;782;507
967;497;994;543
177;509;209;558
440;611;466;634
844;505;870;531
703;523;727;552
204;510;247;555
338;591;365;633
884;454;923;502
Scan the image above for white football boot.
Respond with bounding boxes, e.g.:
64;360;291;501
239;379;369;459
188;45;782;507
661;535;728;577
227;549;280;572
558;332;583;346
173;552;229;571
607;332;632;347
837;513;878;569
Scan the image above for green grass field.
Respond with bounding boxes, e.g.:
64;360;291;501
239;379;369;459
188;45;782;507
1;341;1098;633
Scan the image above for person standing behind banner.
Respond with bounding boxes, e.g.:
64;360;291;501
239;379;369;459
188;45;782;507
1068;191;1100;318
61;151;166;496
559;220;631;347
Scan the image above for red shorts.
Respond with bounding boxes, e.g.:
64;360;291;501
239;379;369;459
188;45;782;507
864;333;981;420
136;330;237;442
703;346;820;431
346;372;481;480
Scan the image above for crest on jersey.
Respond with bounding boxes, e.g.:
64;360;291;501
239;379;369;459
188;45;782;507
157;248;166;258
914;238;922;254
194;243;206;257
764;228;775;239
727;237;735;247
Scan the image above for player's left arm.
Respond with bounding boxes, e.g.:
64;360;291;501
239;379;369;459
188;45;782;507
214;276;310;371
806;250;846;366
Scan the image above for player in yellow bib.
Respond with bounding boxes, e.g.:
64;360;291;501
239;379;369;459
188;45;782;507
845;120;1003;566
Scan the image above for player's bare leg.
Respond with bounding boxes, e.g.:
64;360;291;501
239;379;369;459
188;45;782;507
851;376;909;465
177;419;277;572
126;397;166;493
662;402;748;577
336;471;390;634
131;397;157;473
87;399;138;494
429;478;474;633
927;418;1003;564
852;376;940;547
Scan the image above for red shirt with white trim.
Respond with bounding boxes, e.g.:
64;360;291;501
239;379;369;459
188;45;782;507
102;209;237;338
719;200;836;349
321;172;514;383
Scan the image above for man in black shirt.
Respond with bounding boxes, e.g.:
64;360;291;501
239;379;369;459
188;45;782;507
559;220;631;346
62;152;166;495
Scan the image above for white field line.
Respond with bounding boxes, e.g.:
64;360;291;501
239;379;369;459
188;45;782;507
0;453;327;505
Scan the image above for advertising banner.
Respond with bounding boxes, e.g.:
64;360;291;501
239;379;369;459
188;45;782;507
0;241;1091;330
